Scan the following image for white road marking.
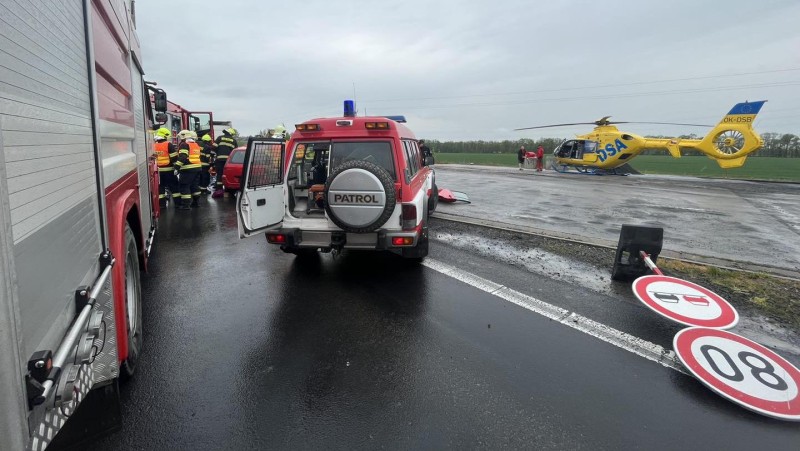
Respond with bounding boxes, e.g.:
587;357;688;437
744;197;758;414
422;258;687;374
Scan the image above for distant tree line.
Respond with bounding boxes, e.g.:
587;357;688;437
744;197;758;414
424;132;800;157
424;138;565;154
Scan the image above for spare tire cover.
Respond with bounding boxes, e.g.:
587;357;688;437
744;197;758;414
324;160;396;233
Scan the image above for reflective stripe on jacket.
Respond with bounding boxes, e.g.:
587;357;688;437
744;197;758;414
214;135;237;158
176;140;203;170
155;140;174;170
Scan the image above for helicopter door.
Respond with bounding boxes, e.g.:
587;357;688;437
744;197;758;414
582;140;599;163
237;138;286;238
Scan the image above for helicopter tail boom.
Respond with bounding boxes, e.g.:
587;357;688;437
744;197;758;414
692;100;766;167
643;138;687;158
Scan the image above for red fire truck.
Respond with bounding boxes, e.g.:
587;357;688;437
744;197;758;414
159;99;231;145
0;0;165;449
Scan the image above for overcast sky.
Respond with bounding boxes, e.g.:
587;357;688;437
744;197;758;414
136;0;800;140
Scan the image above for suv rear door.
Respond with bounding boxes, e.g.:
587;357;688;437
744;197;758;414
237;138;286;237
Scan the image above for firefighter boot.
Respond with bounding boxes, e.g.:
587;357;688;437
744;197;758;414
178;197;191;210
190;196;200;208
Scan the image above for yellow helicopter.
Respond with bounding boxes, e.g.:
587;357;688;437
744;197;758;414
515;100;766;174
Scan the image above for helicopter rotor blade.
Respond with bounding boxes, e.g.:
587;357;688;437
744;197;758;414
514;122;598;131
610;121;714;127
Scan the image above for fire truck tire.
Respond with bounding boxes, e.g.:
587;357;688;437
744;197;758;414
324;160;396;233
120;223;143;380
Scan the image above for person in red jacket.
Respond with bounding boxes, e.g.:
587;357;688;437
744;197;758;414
536;145;545;172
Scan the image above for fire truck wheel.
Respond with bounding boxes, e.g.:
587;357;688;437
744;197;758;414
120;223;143;380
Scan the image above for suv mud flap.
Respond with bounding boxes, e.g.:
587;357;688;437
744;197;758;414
402;225;429;259
375;230;388;250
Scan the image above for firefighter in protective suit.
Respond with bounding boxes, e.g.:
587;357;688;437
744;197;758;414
154;127;179;207
175;130;203;210
214;127;238;195
200;134;214;193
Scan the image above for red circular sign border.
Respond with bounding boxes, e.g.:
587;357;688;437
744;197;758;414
674;327;800;420
632;275;738;329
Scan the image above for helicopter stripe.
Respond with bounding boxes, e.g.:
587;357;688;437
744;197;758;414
726;100;766;116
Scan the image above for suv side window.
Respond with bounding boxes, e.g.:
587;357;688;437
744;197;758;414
410;141;422;172
403;140;418;177
400;140;412;180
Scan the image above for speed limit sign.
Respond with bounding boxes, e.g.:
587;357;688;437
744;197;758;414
674;327;800;421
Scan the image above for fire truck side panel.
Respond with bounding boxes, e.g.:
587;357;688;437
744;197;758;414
0;0;104;357
130;60;154;241
0;121;28;451
0;0;124;449
92;0;148;364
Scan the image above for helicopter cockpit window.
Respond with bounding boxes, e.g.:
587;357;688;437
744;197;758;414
583;141;598;154
558;140;575;158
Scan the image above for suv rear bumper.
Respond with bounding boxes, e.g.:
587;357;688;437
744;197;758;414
266;228;419;250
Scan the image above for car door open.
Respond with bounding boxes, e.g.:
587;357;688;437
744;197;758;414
237;137;286;238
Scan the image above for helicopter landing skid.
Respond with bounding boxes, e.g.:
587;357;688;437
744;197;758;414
551;163;572;173
551;162;628;176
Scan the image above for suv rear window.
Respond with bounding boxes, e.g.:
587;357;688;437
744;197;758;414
330;142;395;179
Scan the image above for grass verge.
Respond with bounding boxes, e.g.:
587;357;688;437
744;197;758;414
661;259;800;329
433;153;800;182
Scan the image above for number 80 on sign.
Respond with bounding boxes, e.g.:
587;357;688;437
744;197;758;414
674;327;800;421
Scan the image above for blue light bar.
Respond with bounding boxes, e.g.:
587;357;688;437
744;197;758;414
384;115;406;123
343;100;356;117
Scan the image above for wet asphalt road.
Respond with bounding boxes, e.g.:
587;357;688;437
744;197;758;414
85;196;800;450
433;165;800;273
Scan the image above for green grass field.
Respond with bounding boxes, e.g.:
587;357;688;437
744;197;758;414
628;155;800;181
434;153;800;182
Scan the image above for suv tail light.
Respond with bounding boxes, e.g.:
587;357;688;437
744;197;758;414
401;204;417;230
266;233;287;244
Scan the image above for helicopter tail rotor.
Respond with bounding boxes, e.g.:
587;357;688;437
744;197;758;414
689;100;766;167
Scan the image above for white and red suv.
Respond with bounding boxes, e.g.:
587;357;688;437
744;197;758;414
236;109;437;261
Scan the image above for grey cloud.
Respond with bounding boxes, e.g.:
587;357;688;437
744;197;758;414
136;0;800;140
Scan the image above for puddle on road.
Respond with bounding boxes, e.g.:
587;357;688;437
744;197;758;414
433;231;620;296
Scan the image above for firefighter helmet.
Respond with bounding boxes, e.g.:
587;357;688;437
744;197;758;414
224;127;237;136
178;130;197;140
201;134;212;142
155;127;171;139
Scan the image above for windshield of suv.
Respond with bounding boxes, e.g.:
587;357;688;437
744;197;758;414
329;141;395;179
